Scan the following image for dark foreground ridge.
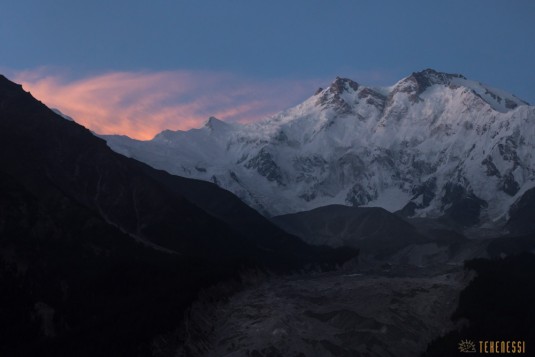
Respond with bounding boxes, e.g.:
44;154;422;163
423;250;535;356
0;74;356;356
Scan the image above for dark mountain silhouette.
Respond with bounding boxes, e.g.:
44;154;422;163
272;204;427;258
506;187;535;235
423;252;535;356
0;75;355;356
137;166;354;267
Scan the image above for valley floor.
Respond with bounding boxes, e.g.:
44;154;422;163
176;264;471;357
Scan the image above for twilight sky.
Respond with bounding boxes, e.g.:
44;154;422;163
1;0;534;139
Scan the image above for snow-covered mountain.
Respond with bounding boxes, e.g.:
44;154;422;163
103;69;535;228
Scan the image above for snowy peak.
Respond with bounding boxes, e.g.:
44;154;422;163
312;68;527;117
152;129;181;142
204;116;228;130
103;69;535;230
392;68;465;97
315;77;360;114
152;116;230;142
410;68;466;88
328;77;360;94
391;68;528;112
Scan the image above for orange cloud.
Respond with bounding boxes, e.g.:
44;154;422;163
13;69;319;140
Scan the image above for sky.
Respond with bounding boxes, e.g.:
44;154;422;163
1;0;534;139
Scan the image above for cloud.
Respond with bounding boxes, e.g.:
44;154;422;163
12;68;321;140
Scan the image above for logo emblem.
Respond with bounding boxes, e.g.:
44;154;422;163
458;340;477;353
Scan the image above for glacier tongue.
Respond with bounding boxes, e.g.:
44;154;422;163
102;69;535;226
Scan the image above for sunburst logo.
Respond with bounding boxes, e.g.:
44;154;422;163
458;340;477;353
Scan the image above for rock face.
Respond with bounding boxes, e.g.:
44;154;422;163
104;68;535;229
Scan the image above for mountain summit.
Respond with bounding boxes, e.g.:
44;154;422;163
104;69;535;230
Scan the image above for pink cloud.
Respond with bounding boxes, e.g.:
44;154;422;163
12;69;321;140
